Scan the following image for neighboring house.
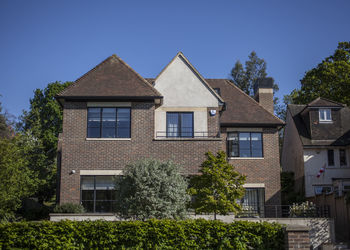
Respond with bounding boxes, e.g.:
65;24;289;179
56;52;283;216
282;97;350;198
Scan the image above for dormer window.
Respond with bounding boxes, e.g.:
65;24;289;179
319;109;332;122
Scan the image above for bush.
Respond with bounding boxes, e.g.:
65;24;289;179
289;201;317;217
0;219;285;249
114;158;190;220
53;203;85;213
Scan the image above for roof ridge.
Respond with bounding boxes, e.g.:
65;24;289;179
308;97;344;107
224;80;284;124
114;54;161;96
153;52;224;103
58;55;116;96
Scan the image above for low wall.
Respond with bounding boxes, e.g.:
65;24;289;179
50;213;117;222
50;214;334;249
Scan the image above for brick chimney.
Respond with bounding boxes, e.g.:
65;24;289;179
254;77;274;114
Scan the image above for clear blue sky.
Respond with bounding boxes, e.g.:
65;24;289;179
1;0;349;118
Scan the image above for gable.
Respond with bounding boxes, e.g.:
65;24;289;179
153;53;222;107
57;55;161;99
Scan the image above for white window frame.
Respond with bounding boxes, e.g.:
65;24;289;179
319;108;332;122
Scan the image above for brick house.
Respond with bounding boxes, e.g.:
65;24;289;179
56;52;284;216
282;97;350;198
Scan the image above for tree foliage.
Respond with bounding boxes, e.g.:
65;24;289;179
19;81;73;202
291;42;350;105
230;51;282;119
114;159;190;220
188;151;246;219
0;135;38;221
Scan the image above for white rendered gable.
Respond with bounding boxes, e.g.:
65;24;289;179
154;55;219;108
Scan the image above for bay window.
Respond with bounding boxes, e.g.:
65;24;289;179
227;132;263;157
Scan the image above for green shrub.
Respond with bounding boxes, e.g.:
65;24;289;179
53;203;85;213
0;219;284;249
114;158;190;220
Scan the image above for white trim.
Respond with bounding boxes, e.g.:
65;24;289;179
229;157;264;160
86;138;131;141
319;108;332;122
226;128;263;132
80;170;123;175
87;102;131;107
243;183;265;188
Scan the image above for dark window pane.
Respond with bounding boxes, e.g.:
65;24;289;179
117;108;131;138
82;201;94;212
102;108;116;138
181;113;193;137
82;190;94;200
328;150;334;166
81;176;94;190
167;113;179;137
239;133;251;157
340;149;347;166
227;133;239;157
96;201;112;213
87;108;101;138
95;176;114;190
251;133;262;157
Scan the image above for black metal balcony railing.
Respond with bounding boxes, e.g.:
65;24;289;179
237;203;331;218
156;131;220;139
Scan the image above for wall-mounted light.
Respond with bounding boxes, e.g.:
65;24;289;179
70;170;76;174
209;110;217;116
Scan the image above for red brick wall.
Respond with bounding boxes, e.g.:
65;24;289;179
59;102;222;204
59;101;281;207
222;127;281;206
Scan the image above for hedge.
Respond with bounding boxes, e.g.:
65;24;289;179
0;219;284;249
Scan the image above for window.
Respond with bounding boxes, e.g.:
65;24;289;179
238;188;265;217
227;132;263;157
166;112;193;138
327;149;334;166
314;186;333;195
87;107;131;138
340;149;347;166
319;109;331;122
81;175;118;213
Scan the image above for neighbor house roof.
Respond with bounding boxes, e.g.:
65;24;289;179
57;54;162;100
288;98;350;147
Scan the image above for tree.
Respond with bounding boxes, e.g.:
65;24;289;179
114;159;190;220
291;42;350;105
230;51;281;118
19;81;73;202
188;151;246;220
0;135;38;221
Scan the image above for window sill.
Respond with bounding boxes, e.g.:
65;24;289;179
228;157;264;160
319;121;333;124
153;138;222;141
86;138;131;141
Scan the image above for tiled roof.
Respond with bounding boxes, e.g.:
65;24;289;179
206;79;284;126
308;97;344;107
288;101;350;146
57;55;161;99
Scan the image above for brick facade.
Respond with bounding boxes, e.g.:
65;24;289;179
59;101;222;204
59;101;281;207
222;127;281;206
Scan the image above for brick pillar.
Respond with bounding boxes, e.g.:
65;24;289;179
285;226;311;249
